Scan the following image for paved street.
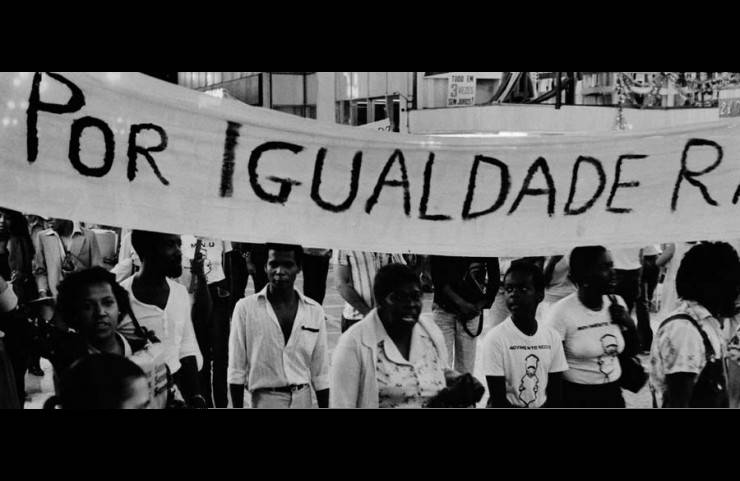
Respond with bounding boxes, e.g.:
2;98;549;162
24;264;652;409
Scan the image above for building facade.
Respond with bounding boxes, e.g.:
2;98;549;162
167;72;731;135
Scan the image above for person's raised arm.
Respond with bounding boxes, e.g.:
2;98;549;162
335;263;371;316
656;244;675;269
483;258;500;308
543;255;563;287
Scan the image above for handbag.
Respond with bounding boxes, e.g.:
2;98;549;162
607;295;648;393
457;263;487;338
618;352;648;393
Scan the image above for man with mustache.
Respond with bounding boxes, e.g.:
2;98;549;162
119;230;204;408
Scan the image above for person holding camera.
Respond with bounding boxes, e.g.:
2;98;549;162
330;263;484;408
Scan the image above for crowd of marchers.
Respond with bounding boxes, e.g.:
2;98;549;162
1;206;738;409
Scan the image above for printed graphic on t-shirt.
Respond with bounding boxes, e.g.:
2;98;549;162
518;354;540;407
597;334;619;380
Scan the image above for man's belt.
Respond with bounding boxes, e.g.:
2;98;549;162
261;384;309;394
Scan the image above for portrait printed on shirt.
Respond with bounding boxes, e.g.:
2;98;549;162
518;354;540;407
597;333;619;380
180;235;229;285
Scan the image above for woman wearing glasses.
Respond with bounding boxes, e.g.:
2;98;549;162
330;263;484;408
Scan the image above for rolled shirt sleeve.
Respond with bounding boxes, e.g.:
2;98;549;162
171;282;203;371
227;299;249;385
310;311;330;391
657;321;706;375
178;309;203;371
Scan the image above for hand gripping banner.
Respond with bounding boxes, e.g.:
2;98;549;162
1;72;740;256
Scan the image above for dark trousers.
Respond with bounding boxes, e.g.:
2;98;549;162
209;284;233;408
1;315;30;407
562;380;625;408
302;254;330;305
641;257;659;306
615;268;651;351
194;282;233;408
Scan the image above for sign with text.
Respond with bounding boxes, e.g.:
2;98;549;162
719;88;740;118
2;72;740;257
447;74;476;107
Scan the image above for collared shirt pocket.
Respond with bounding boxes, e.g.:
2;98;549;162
295;324;320;357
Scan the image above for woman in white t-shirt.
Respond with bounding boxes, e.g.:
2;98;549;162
545;246;640;408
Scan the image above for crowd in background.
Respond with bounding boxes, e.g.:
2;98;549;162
1;205;739;409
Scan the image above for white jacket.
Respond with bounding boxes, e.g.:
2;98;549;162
329;309;449;408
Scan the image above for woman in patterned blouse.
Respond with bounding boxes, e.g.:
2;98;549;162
330;263;484;408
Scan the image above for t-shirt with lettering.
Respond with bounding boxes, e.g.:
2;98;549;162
545;293;626;385
480;318;568;408
180;235;232;286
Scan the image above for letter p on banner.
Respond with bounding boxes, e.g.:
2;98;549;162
27;72;86;163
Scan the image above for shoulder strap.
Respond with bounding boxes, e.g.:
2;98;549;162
659;313;715;361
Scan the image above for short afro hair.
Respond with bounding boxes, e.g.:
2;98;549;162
676;241;740;304
504;260;545;292
130;230;179;260
373;263;420;304
56;267;133;330
265;243;304;266
569;245;608;285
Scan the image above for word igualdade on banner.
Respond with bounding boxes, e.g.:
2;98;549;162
23;72;737;223
217;124;730;220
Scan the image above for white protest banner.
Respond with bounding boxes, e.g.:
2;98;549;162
2;72;740;257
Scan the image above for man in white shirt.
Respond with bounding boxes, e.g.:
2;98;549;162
119;230;205;408
228;243;330;408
